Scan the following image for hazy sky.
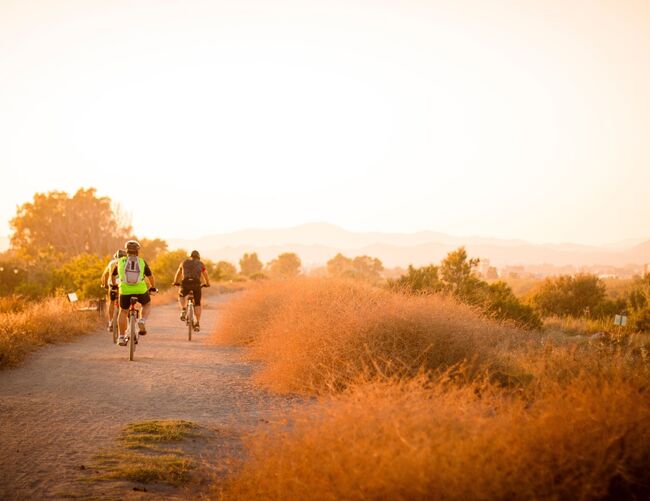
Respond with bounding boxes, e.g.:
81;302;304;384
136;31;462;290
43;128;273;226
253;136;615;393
1;0;649;245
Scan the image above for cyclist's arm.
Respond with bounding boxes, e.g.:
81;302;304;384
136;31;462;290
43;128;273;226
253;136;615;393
144;262;155;289
109;263;119;286
173;264;183;284
201;269;211;286
100;266;109;288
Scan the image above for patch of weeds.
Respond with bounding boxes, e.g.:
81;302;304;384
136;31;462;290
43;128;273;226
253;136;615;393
93;451;195;486
120;419;198;448
88;420;200;487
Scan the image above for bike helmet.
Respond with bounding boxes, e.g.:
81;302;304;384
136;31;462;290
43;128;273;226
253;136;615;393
125;240;141;253
190;250;200;259
113;249;127;259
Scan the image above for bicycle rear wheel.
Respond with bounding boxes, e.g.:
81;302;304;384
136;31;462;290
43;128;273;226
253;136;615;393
129;313;137;361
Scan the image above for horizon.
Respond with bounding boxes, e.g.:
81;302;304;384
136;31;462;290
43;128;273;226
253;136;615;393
1;219;648;253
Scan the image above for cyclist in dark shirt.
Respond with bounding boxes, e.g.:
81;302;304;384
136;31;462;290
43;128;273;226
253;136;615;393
173;250;210;331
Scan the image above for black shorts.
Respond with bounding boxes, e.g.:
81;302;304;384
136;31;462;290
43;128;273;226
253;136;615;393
119;292;151;310
107;287;119;302
179;279;202;306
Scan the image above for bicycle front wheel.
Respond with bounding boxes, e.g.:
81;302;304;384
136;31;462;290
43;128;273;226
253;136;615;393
129;313;137;361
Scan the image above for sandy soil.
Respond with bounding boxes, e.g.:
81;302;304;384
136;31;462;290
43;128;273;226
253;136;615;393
0;294;294;500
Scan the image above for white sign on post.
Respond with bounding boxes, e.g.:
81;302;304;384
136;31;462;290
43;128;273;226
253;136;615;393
614;314;627;326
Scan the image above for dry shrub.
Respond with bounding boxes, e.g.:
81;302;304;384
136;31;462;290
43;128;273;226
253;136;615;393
544;315;613;336
0;297;98;368
212;278;530;394
0;295;25;314
221;357;650;500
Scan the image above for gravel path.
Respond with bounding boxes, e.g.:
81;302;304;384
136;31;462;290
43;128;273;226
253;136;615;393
0;294;293;499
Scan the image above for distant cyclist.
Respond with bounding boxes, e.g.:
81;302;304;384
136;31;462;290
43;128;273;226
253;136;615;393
100;249;126;332
173;250;210;331
113;240;157;346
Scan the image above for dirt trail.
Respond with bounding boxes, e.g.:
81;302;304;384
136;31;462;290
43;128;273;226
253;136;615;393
0;294;293;499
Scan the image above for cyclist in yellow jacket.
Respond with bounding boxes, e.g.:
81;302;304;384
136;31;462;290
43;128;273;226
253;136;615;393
114;240;157;346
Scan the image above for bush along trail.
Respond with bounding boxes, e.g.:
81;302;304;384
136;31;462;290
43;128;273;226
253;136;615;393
0;294;297;500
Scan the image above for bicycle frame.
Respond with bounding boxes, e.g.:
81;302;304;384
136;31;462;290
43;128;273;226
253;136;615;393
186;290;195;341
127;297;140;361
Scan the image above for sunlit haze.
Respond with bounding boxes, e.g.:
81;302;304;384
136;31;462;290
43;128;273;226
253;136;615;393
1;0;649;245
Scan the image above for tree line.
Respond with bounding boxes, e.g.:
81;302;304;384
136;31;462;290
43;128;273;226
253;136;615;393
3;188;650;333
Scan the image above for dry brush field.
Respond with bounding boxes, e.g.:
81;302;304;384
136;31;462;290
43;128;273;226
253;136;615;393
0;296;99;369
211;278;650;500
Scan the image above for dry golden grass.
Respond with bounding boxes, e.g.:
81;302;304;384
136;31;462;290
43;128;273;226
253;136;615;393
544;315;614;336
0;297;98;368
213;278;650;499
220;356;650;500
212;278;532;394
0;295;25;314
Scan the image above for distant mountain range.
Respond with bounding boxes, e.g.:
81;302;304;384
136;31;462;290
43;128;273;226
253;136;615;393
167;223;650;270
2;224;647;270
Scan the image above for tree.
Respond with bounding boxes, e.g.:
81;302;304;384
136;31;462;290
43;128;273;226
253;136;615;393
151;249;188;290
483;281;542;329
624;274;650;332
439;247;481;295
530;274;606;317
391;248;541;329
352;256;383;283
267;253;302;278
0;257;28;296
50;253;107;300
327;253;354;278
239;253;263;277
326;253;384;283
389;264;442;293
139;238;168;262
213;261;238;281
10;188;131;261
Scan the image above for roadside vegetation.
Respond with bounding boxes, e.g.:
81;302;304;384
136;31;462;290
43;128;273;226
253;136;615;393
213;278;529;394
0;297;98;368
212;277;650;500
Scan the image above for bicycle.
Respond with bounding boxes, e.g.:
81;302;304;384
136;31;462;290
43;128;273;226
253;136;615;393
123;288;157;361
125;297;140;361
174;283;208;341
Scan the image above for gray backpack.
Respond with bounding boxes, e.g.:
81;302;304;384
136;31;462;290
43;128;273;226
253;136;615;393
124;256;141;285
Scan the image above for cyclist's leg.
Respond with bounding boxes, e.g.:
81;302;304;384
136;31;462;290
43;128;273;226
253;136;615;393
106;289;114;323
178;291;188;310
118;295;130;335
141;302;152;320
135;292;152;334
194;285;203;322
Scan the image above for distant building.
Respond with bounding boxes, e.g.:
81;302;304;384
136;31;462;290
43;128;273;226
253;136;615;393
500;265;526;278
478;258;491;278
